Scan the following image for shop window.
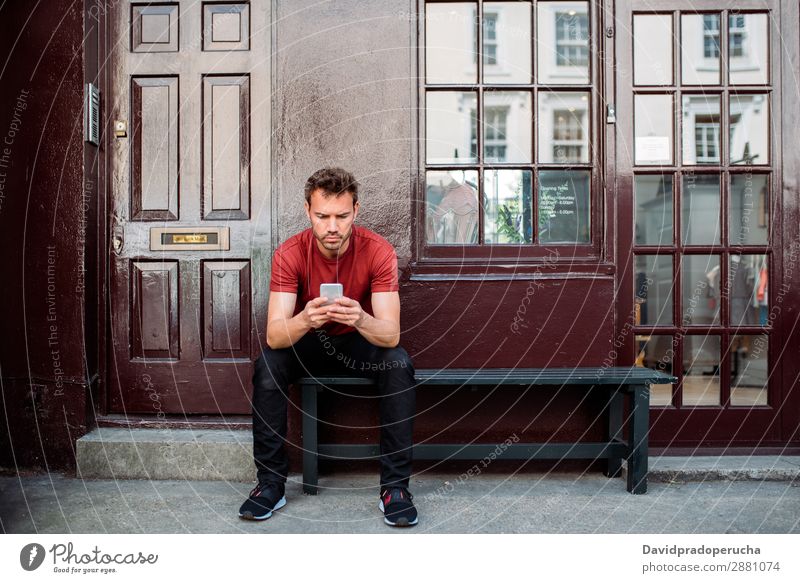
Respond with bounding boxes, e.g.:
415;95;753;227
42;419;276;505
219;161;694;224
423;1;595;256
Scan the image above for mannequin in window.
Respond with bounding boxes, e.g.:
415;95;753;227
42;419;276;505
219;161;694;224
428;173;479;244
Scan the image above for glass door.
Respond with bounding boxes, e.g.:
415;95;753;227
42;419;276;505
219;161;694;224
615;0;783;446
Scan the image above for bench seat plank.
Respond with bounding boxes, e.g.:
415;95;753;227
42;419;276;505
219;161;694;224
300;367;676;387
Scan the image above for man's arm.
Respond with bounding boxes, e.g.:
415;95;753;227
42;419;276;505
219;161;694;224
327;291;400;348
266;292;331;349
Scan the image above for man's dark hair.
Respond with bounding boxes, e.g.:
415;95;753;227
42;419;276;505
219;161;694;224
304;167;359;204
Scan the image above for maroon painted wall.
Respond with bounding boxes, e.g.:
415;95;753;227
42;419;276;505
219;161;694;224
0;0;99;471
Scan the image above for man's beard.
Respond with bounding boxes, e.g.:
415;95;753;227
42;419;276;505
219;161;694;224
315;225;352;253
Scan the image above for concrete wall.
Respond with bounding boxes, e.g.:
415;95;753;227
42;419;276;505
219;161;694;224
273;0;414;261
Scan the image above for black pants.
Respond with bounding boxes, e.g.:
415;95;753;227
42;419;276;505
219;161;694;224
252;329;416;490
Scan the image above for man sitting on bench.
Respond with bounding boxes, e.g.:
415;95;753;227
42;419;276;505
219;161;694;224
239;167;418;527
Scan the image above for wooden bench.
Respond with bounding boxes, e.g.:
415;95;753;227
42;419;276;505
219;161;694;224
298;367;677;495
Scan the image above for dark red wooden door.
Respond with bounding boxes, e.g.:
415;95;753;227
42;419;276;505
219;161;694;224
616;0;791;446
107;1;270;414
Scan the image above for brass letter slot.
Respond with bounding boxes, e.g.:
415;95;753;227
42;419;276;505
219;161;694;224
173;234;207;244
166;233;214;245
150;227;229;251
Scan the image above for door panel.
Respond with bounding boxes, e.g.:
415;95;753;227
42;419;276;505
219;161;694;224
131;76;179;220
202;260;251;360
202;74;250;220
108;0;270;414
130;261;180;360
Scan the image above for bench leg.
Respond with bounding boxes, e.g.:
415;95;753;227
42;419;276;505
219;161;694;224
302;383;319;495
605;388;624;478
626;384;650;494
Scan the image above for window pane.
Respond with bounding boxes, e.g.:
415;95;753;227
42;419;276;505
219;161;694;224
730;94;769;165
483;2;532;84
634;14;673;86
635;334;675;406
729;13;768;85
681;174;720;245
425;170;479;244
729;174;768;245
426;3;477;84
537;1;590;85
682;94;720;165
426;91;478;164
537;170;590;243
681;254;720;326
484;91;532;163
729;254;768;326
682;335;721;406
635;174;673;247
538;92;590;163
634;94;673;166
681;13;721;85
730;334;768;406
484;170;533;244
635;255;673;326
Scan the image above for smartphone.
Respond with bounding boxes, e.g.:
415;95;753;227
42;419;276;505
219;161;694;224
320;283;343;306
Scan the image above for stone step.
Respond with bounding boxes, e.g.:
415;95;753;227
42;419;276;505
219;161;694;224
76;427;255;482
77;428;800;483
645;455;800;483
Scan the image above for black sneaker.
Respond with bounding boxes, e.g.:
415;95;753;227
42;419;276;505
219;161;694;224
238;482;286;521
379;486;418;527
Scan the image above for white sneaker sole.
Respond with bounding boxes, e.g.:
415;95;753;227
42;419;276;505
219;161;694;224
239;496;286;521
378;500;418;526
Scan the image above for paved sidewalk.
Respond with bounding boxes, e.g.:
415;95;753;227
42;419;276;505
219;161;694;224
1;466;798;534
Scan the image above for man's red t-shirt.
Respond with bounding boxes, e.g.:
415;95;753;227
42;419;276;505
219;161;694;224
269;224;400;335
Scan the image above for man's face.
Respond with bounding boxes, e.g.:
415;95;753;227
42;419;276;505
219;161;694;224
305;188;359;255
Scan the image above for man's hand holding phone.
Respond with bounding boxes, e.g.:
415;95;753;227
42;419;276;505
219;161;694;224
302;284;349;329
302;297;333;329
327;296;366;329
303;284;366;330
